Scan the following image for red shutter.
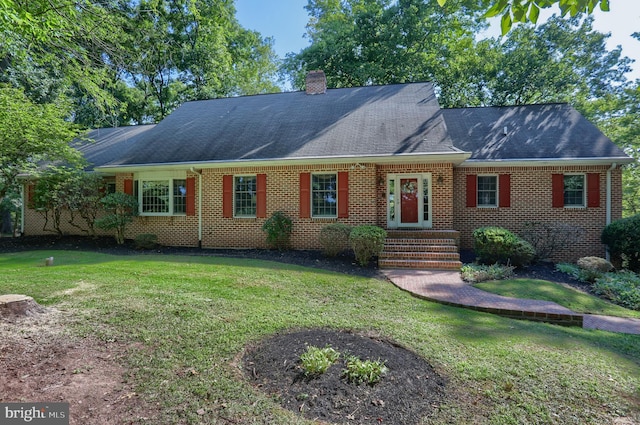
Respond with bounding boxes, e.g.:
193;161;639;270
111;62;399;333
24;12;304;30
466;174;477;207
337;171;349;218
123;179;133;195
186;177;196;216
223;175;233;218
587;173;600;208
552;174;564;208
499;174;511;208
299;172;311;218
256;174;267;218
26;183;35;209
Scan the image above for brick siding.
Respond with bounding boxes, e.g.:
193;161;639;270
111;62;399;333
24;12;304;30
21;163;624;262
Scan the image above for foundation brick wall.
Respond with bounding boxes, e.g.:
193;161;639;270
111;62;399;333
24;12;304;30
452;165;623;262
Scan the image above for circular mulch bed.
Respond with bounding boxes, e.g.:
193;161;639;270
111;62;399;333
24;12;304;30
243;328;446;425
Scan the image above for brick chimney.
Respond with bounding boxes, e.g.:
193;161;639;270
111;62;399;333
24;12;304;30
305;70;327;95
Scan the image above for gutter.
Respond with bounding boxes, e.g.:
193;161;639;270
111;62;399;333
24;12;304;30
457;157;635;168
605;162;617;261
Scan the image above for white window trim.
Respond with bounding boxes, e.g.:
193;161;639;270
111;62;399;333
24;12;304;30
233;174;257;218
136;172;187;217
311;172;338;218
477;174;499;208
564;173;586;208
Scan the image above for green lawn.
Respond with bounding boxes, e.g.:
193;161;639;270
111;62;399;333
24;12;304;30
1;250;639;424
475;278;640;319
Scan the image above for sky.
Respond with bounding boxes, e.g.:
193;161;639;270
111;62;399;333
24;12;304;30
235;0;640;84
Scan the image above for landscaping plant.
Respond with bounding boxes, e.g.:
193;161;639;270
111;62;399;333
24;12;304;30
262;211;292;250
300;345;340;377
472;226;535;267
349;225;386;266
319;223;352;257
601;214;640;272
343;356;388;385
593;271;640;311
95;192;138;244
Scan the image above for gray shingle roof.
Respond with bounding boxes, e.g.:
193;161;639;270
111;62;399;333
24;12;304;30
76;125;155;170
442;104;629;161
103;83;457;167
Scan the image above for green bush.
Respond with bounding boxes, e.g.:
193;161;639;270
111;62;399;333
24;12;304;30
593;271;640;311
95;192;138;244
601;214;640;272
472;226;535;267
134;233;159;250
342;356;388;385
300;345;340;377
319;223;352;257
349;225;387;266
461;263;515;283
262;211;292;250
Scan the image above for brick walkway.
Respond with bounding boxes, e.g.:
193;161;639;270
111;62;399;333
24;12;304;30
383;269;640;335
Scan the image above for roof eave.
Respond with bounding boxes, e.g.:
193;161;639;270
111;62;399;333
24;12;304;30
95;151;473;173
456;157;635;167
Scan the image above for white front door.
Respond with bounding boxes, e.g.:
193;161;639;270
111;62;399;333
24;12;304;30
387;174;432;229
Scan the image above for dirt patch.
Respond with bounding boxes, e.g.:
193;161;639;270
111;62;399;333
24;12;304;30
0;309;153;424
243;328;446;425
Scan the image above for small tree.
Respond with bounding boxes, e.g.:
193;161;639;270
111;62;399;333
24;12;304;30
62;172;106;238
32;168;72;236
95;192;138;244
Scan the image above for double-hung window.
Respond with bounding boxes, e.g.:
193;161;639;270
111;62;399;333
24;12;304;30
139;178;187;215
312;173;337;217
234;175;257;217
477;175;497;207
564;174;585;207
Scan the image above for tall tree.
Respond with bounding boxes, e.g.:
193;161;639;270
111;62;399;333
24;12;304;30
0;86;83;205
282;0;486;90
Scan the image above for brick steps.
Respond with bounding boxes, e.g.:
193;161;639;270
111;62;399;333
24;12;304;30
379;230;461;270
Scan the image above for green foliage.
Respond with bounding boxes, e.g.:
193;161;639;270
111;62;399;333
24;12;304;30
95;192;138;245
461;263;515;283
299;345;340;377
319;223;352;257
342;356;388;385
261;211;292;250
601;214;640;272
134;234;159;250
472;226;535;267
349;225;387;266
519;221;585;261
593;271;640;311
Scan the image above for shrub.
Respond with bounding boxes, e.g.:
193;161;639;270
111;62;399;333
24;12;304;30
342;356;388;385
134;233;159;250
319;223;352;257
349;225;387;266
520;221;585;261
472;226;535;267
577;256;614;273
461;263;515;283
300;345;340;377
262;211;292;250
95;192;138;244
593;271;640;311
602;214;640;272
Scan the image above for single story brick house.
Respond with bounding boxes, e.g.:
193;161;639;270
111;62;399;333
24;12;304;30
22;71;633;268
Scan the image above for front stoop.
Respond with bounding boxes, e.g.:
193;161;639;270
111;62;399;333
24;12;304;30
379;230;462;270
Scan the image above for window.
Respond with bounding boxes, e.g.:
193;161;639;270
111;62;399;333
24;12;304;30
312;173;337;217
139;179;187;215
234;176;257;217
564;174;585;207
477;175;497;207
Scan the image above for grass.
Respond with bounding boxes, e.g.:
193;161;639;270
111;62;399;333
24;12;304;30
475;278;640;319
2;250;640;424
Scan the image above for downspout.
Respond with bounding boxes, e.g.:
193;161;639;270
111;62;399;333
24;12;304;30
20;183;25;236
190;167;203;248
605;163;617;261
